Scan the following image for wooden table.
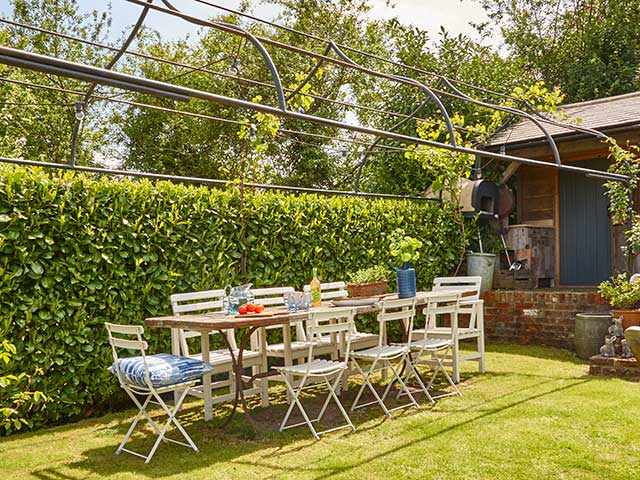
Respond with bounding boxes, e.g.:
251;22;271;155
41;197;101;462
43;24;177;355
145;290;470;425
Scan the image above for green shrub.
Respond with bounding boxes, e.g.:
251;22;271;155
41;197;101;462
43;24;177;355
347;265;388;285
0;165;464;432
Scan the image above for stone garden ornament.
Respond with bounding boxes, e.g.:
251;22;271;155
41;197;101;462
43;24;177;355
600;336;616;357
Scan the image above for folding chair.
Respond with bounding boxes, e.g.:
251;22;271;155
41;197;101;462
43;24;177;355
350;297;420;417
416;276;485;383
258;286;338;374
105;322;213;463
276;308;356;440
402;291;462;401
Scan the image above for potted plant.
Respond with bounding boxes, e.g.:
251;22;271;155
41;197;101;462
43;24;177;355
389;228;423;298
598;273;640;329
346;265;388;298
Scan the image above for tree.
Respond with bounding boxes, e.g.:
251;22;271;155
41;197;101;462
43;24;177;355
477;0;640;101
0;0;112;164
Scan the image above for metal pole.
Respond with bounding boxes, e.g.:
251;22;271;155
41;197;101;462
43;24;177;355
0;47;630;182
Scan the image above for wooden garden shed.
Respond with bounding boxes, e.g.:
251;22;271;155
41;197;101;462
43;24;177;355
482;92;640;287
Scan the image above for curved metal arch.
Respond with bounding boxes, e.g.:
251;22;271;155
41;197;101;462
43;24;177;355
353;99;429;192
325;42;458;192
328;42;456;147
523;102;608;140
440;77;564;167
69;0;153;166
285;43;332;102
0;45;631;183
160;0;287;111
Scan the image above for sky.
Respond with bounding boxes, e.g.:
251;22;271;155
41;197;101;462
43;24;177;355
0;0;491;44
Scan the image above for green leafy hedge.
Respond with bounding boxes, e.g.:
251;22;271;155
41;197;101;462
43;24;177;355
0;165;464;433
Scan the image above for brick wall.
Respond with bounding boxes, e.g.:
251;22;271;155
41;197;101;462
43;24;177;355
481;290;610;350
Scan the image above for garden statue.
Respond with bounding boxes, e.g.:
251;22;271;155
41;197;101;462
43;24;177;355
608;317;624;338
621;339;634;359
600;336;616;357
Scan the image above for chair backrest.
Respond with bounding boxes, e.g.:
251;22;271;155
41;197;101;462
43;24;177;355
170;289;230;354
251;286;305;337
105;322;150;387
303;281;348;300
376;297;417;347
433;276;482;301
421;291;461;336
252;286;295;306
306;308;355;363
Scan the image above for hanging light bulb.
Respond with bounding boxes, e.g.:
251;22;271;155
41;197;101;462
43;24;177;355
74;102;85;121
248;123;257;142
229;58;240;75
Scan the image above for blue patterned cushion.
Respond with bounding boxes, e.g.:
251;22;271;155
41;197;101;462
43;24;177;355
109;353;214;388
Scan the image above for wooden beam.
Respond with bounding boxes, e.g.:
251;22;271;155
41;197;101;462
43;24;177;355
501;161;521;184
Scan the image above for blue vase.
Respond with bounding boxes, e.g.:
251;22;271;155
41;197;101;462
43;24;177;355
396;266;416;299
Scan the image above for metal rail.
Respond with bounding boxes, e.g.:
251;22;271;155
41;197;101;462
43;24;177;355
0;46;629;183
0;156;440;201
0;16;476;136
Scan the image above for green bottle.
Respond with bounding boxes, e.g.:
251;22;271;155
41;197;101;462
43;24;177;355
310;268;322;307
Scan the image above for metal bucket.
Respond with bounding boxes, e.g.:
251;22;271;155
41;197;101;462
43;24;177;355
575;313;612;359
466;253;496;291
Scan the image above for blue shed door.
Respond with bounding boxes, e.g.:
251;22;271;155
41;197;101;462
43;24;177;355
559;158;611;285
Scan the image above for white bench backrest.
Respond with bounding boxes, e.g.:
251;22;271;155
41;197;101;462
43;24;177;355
303;281;348;300
252;286;295;306
170;288;231;353
433;276;482;301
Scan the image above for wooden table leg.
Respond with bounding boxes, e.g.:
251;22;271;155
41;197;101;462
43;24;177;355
201;331;213;421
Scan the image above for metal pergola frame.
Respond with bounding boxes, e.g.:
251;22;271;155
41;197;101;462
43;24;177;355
0;0;631;198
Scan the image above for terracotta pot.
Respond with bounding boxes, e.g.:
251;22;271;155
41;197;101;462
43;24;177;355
347;281;387;298
611;309;640;330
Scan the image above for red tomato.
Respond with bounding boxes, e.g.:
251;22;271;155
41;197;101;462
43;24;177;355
255;304;265;313
246;303;257;313
237;305;248;315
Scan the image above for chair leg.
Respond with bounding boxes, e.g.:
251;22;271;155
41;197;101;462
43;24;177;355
117;386;198;463
426;348;462;398
116;393;155;455
350;358;391;417
145;388;197;463
280;374;320;440
452;339;460;384
477;306;486;374
383;357;420;411
399;355;435;404
319;374;355;432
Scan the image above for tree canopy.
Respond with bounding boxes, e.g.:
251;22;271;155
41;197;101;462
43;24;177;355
1;0;635;194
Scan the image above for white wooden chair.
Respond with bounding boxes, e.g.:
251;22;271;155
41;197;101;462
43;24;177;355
259;286;338;371
411;276;485;383
170;289;268;408
350;297;421;417
276;308;356;440
402;291;462;401
105;322;209;463
303;281;378;351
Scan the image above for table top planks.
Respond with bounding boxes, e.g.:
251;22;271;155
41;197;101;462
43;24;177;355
144;290;473;331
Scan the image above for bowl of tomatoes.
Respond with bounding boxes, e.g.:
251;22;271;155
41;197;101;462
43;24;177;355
236;303;265;315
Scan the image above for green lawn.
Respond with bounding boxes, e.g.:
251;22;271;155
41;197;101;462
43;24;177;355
2;344;639;480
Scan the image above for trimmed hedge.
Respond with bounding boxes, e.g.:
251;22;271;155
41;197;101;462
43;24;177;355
0;166;464;432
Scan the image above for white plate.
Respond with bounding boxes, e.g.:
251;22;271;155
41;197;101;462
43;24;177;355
331;297;379;307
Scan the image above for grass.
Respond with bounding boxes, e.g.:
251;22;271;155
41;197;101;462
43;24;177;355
1;344;640;480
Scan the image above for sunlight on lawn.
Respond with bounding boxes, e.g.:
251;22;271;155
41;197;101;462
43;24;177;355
2;344;640;480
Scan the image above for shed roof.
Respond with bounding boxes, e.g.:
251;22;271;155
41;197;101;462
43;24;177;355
487;91;640;147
